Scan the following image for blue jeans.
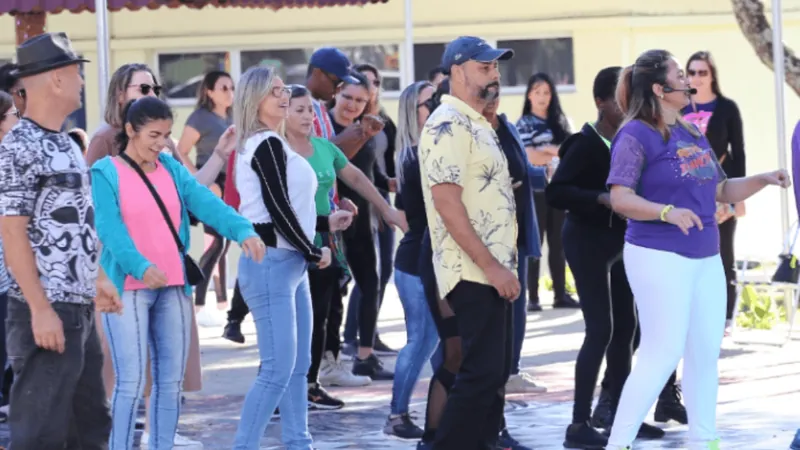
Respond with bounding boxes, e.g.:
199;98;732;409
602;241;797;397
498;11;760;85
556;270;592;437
234;248;313;450
390;270;439;415
104;286;192;450
344;223;395;344
511;255;529;374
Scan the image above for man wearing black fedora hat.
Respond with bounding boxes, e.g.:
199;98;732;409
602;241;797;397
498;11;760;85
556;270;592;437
0;32;115;448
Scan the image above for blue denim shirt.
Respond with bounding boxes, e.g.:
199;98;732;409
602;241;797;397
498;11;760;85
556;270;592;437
497;113;543;259
91;152;258;297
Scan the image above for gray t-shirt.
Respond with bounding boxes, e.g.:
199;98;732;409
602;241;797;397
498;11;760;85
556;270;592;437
185;108;232;168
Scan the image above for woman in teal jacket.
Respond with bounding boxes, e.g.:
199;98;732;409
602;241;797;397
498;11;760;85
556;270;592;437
91;97;264;450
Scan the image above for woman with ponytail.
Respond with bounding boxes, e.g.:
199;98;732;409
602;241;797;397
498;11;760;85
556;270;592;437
604;50;790;450
91;97;264;450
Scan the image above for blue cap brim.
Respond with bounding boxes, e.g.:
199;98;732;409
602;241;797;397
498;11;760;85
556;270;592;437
342;73;360;84
473;48;514;63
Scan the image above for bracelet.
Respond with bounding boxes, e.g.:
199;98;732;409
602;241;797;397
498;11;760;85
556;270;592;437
660;204;674;221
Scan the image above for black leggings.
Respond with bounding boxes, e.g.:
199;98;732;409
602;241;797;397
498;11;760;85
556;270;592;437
227;282;248;323
308;266;345;383
195;224;230;306
563;218;637;423
719;218;738;320
343;218;380;348
529;190;567;303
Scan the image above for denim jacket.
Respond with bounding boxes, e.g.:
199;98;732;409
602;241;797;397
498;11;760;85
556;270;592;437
91;152;258;297
498;113;543;259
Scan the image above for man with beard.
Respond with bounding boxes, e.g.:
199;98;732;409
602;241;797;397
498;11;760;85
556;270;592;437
418;36;521;449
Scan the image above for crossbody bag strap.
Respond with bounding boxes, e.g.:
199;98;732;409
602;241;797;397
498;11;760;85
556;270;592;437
119;153;185;254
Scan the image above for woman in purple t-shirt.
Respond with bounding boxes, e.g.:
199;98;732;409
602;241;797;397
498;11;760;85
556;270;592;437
605;49;790;450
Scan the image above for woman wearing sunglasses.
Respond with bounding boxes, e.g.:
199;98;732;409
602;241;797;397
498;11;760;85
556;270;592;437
0;63;26;117
177;70;236;327
683;51;746;336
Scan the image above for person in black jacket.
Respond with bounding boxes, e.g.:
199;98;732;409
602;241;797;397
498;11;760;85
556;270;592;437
683;51;746;331
547;67;680;448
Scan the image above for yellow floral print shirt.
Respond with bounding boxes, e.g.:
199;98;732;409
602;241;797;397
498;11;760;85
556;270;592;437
419;94;518;299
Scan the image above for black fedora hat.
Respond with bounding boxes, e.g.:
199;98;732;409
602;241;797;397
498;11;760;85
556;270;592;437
12;32;89;78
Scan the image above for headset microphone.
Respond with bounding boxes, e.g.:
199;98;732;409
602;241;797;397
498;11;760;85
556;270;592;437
663;86;698;95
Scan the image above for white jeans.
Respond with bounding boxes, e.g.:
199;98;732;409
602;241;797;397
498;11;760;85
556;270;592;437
607;243;725;449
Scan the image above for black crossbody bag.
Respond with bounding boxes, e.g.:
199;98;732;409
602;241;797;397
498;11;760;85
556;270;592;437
119;153;206;285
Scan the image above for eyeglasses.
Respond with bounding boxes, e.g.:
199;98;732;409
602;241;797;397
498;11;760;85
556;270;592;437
10;88;25;99
129;83;162;96
271;86;292;98
687;69;709;77
418;97;438;112
323;71;345;90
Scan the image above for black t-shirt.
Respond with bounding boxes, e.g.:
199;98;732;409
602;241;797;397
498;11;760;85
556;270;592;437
394;147;427;275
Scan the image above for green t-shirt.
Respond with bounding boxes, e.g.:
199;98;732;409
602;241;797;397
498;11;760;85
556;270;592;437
306;137;348;216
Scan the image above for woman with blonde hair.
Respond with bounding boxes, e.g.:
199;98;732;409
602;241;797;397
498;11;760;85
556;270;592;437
231;66;354;450
605;49;790;450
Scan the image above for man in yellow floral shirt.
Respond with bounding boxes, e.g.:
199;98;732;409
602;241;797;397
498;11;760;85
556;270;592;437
419;36;520;449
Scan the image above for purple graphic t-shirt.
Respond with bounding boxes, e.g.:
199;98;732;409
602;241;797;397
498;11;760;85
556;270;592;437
607;120;727;259
682;99;717;135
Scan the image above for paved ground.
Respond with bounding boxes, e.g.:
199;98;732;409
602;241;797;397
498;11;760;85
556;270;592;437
2;285;800;449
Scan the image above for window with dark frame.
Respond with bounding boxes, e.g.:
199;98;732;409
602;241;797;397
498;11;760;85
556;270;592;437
498;38;575;87
413;43;447;83
158;52;230;101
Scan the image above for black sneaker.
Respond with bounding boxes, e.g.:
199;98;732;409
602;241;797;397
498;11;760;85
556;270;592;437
590;389;615;429
222;320;245;344
373;335;399;356
307;383;344;411
554;294;580;308
383;413;423;440
563;421;607;449
637;422;665;439
654;384;688;424
498;428;531;450
527;300;542;312
353;353;394;380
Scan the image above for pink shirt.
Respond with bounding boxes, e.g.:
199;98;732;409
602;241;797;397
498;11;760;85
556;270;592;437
112;158;185;290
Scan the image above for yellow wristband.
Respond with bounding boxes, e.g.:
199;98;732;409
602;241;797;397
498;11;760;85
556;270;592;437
660;204;674;221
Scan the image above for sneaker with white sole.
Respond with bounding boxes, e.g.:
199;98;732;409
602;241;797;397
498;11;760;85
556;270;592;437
140;432;203;448
505;372;547;394
319;351;371;387
195;307;224;328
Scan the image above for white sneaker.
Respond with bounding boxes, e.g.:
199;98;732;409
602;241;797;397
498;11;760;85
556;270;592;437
140;431;204;448
505;372;547;394
319;351;371;387
195;307;224;328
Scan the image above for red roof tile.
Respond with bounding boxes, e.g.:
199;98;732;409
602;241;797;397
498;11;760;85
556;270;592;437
0;0;388;15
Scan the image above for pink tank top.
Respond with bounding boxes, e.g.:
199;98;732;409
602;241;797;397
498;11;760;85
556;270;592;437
112;158;185;290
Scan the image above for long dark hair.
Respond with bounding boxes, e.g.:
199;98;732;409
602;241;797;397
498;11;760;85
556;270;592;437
196;70;233;116
115;97;174;151
686;51;722;96
0;64;19;93
617;49;698;140
522;72;569;144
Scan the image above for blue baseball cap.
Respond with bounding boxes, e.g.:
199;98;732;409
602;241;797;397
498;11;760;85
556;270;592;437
309;47;359;84
441;36;514;74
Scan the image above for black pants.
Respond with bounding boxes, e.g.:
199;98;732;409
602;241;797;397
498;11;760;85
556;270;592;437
529;191;567;303
7;299;111;449
343;218;380;348
308;266;345;383
563;218;637;423
227;281;249;323
433;281;512;450
719;218;738;319
195;224;230;306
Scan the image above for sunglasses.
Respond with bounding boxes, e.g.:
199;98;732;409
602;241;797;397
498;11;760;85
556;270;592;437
129;83;162;96
687;69;709;77
271;86;292;98
419;97;438;112
10;88;25;99
323;72;345;90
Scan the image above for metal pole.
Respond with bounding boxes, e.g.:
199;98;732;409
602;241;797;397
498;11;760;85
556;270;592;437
403;0;415;85
772;0;790;251
95;0;111;112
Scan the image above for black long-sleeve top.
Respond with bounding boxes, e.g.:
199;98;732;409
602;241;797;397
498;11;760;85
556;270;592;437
545;122;626;231
700;96;746;178
250;135;324;263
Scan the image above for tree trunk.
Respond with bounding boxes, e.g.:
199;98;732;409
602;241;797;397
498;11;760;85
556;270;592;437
731;0;800;96
14;11;46;46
